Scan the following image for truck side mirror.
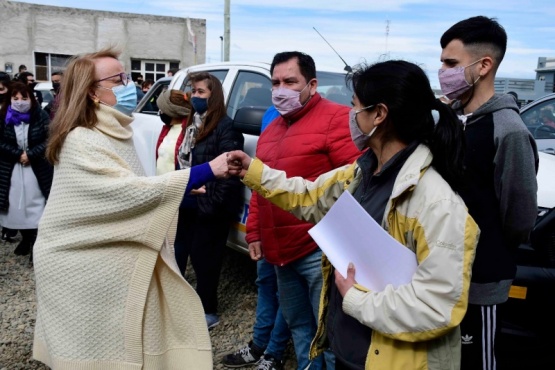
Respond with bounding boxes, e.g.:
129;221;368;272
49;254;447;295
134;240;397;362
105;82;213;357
233;107;266;136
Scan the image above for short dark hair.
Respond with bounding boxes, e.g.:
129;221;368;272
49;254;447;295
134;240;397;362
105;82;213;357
51;71;63;77
270;51;316;83
440;16;507;67
18;64;27;72
17;71;35;84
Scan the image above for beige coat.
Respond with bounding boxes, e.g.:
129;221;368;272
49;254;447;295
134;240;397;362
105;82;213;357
32;105;212;370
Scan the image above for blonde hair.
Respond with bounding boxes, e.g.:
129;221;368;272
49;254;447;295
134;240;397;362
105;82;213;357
46;47;121;164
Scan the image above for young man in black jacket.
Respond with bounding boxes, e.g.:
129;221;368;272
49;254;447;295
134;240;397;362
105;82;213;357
439;16;539;370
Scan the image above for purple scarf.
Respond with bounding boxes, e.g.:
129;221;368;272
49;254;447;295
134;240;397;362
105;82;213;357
5;106;31;126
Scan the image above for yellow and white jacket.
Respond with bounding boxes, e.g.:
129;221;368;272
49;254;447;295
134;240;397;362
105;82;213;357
243;144;479;370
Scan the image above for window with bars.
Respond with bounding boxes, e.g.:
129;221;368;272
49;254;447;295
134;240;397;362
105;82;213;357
131;59;180;83
34;52;72;81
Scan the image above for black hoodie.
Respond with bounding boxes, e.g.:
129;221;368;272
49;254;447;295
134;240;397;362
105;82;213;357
453;94;539;305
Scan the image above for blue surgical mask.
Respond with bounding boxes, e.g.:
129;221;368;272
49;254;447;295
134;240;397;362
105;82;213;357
99;82;137;116
191;97;208;114
111;83;137;116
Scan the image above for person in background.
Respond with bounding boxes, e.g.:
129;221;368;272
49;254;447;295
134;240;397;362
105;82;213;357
0;72;11;109
142;79;154;94
155;89;192;176
439;16;538;370
44;71;63;120
245;51;361;370
0;71;18;243
222;105;291;370
141;79;155;111
0;82;53;260
167;68;179;77
227;59;480;370
135;74;144;87
32;47;230;370
14;64;27;80
175;71;244;330
540;108;555;128
260;105;279;132
18;72;42;106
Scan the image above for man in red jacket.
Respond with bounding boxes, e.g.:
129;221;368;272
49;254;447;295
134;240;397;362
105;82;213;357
246;51;361;370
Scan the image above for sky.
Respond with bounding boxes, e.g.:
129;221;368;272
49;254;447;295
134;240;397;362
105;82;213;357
13;0;555;88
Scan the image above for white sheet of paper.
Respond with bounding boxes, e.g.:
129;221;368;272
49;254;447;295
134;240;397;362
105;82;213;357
308;191;417;292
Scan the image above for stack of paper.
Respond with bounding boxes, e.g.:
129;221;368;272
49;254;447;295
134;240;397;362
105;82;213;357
308;191;417;291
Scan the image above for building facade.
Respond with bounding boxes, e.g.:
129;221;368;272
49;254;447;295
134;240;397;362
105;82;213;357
494;57;555;105
0;0;206;82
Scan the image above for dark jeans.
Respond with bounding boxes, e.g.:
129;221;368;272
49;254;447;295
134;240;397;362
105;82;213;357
174;207;230;314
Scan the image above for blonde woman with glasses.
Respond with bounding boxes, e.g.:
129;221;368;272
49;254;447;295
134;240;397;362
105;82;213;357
32;48;230;370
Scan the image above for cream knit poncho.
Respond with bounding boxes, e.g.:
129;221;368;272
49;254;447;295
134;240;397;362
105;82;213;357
32;105;212;370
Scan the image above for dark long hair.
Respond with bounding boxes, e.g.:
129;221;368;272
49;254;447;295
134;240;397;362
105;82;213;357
348;60;465;191
186;72;227;142
0;81;38;120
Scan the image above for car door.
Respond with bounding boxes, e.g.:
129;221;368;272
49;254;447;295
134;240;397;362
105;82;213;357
520;94;555;154
224;69;273;253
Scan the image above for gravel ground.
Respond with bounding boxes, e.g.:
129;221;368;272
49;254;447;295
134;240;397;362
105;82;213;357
0;234;297;369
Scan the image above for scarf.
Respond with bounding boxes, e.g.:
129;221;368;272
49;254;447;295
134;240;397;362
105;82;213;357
5;106;31;126
177;113;204;169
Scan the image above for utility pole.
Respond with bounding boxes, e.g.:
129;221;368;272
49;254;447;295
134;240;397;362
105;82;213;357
220;36;224;62
224;0;230;61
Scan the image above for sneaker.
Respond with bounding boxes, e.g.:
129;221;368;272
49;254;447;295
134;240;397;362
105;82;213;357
222;340;264;368
205;313;220;330
256;355;284;370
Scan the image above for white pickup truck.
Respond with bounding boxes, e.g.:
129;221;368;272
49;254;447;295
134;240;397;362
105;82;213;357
130;62;555;343
131;61;353;254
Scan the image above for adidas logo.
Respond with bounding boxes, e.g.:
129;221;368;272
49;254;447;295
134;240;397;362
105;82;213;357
461;334;473;345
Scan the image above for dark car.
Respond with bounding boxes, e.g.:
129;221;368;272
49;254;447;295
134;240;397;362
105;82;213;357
497;93;555;369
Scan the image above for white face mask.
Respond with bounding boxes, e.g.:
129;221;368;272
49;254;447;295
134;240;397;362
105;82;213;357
349;105;376;151
11;99;31;113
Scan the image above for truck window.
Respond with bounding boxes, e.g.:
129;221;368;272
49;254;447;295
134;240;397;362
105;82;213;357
227;71;272;119
179;70;229;93
137;80;170;114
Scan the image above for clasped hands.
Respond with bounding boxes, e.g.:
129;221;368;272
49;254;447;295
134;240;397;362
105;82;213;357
208;150;253;179
20;151;29;166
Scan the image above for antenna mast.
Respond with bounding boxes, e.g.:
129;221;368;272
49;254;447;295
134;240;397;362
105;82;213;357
313;27;352;73
385;20;390;58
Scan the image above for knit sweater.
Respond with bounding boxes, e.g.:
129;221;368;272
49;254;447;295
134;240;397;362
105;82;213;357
32;105;212;370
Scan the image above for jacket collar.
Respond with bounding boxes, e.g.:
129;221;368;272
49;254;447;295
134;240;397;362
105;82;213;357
389;144;432;200
283;92;322;124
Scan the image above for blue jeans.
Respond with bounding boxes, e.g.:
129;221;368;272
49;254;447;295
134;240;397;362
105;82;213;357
276;249;335;370
252;258;291;360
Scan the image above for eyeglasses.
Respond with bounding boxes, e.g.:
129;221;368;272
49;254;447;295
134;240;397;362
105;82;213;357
95;72;129;86
354;104;375;115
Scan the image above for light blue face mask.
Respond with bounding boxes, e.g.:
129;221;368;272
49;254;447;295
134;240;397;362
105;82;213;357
111;83;137;116
98;82;137;116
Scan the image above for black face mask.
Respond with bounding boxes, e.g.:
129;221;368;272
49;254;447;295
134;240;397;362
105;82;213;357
0;93;6;103
52;82;61;92
30;82;38;89
159;112;173;125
